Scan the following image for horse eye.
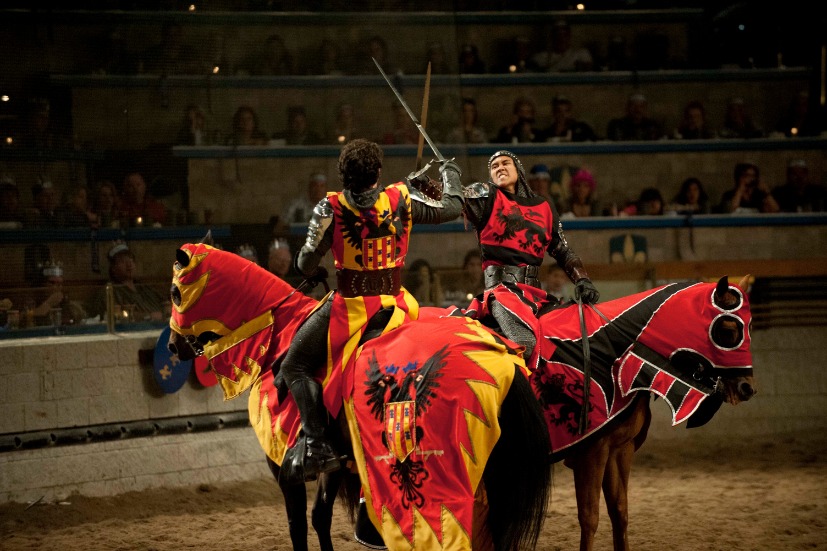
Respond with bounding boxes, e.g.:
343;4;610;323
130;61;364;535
197;331;222;345
713;287;743;311
709;314;745;350
170;284;182;306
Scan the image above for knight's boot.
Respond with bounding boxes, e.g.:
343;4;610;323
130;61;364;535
290;378;342;481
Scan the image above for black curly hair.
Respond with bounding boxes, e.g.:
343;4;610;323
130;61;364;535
338;138;383;192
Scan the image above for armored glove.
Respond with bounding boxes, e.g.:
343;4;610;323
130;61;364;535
574;278;600;304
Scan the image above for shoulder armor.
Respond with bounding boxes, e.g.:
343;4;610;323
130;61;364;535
409;185;445;208
301;196;334;254
463;181;491;199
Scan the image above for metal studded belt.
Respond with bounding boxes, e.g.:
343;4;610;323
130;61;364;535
337;267;402;298
484;264;540;289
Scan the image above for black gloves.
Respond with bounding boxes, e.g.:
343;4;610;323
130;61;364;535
438;159;462;179
574;278;600;304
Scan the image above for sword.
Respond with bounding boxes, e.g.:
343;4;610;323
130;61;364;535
373;57;445;162
415;61;431;171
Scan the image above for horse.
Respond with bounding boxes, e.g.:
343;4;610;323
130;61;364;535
167;243;552;551
526;275;756;551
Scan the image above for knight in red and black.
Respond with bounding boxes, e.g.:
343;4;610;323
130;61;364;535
463;150;599;370
278;138;464;483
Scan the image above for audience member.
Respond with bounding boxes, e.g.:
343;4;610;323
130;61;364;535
272;106;322;146
403;258;444;307
561;168;600;218
57;185;97;227
24;179;60;228
494;96;543;143
606;93;665;141
91;179;120;228
672;100;715;140
633;187;665;215
444;98;489;144
423;42;452;74
542;265;570;303
236;243;260;265
543;95;597;142
89;242;166;322
717;162;780;214
527;164;556;207
718;97;764;139
668;177;711;215
237;34;294;76
328;102;361;145
140;22;199;75
458;43;486;74
117;171;169;226
29;260;88;327
771;158;826;212
354;35;398;75
381;102;419;145
531;19;594;72
0;175;23;229
176;104;210;146
308;39;346;76
494;35;536;73
283;172;328;225
227;105;269;146
773;90;824;138
444;249;484;303
267;238;293;278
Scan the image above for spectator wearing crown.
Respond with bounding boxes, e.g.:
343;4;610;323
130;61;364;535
31;260;87;326
89;242;166;322
236;243;260;265
24;178;60;228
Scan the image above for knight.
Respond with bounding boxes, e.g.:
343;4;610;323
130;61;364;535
278;138;464;484
462;150;599;370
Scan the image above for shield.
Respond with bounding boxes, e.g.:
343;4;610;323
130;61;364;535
153;326;192;394
193;355;218;387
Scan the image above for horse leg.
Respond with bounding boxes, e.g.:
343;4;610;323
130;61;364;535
601;441;634;551
311;470;344;551
270;456;309;551
566;439;611;551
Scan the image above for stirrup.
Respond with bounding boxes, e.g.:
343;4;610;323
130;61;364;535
304;440;343;481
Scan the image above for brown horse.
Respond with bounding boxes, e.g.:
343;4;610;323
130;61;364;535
527;275;756;551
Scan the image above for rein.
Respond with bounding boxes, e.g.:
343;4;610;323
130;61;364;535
576;301;612;435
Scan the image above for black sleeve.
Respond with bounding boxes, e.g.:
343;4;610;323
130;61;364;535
410;194;463;225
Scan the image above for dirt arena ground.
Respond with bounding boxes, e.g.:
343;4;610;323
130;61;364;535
2;429;825;551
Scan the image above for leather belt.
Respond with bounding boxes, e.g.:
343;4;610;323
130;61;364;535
484;264;540;289
338;267;402;298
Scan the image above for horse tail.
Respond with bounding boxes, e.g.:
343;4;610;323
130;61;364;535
483;366;552;551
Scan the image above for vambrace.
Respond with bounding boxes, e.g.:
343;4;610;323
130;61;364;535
301;197;333;255
551;243;590;283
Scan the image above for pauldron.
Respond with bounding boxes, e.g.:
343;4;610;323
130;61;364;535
463;182;491;199
301;197;333;254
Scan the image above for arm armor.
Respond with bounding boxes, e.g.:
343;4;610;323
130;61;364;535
409;160;465;224
549;223;591;283
296;197;333;277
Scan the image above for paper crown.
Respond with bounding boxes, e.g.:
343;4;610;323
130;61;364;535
41;260;63;278
236;244;258;261
108;240;131;260
269;238;290;251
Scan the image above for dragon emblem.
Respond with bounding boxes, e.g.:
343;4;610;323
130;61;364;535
364;344;447;509
534;372;587;436
492;204;550;255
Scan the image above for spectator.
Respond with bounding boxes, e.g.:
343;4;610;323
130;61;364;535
176;104;210;146
89;241;166;322
117;171;169;226
273;105;322;146
354;35;398;75
527;164;556;207
561;168;600;218
542;265;570;303
29;260;87;327
308;39;345;76
494;35;536;74
24;179;60;228
0;175;23;229
718;97;764;139
718;162;780;214
634;187;665;215
140;22;199;75
494;96;543;143
328;102;361;145
444;98;489;144
227;105;269;146
672;100;715;140
773;90;824;138
283;172;329;225
543;95;597;142
237;33;294;76
606;93;665;141
458;43;486;74
403;258;444;307
668;177;711;215
57;185;97;227
91;179;120;228
444;249;485;303
381;102;419;145
772;158;826;212
236;243;260;265
531;19;594;72
423;42;452;74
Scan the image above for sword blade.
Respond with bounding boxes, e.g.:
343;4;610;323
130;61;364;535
416;62;431;171
372;57;444;161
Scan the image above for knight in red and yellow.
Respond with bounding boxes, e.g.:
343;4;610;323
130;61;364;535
463;150;599;371
280;138;465;482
